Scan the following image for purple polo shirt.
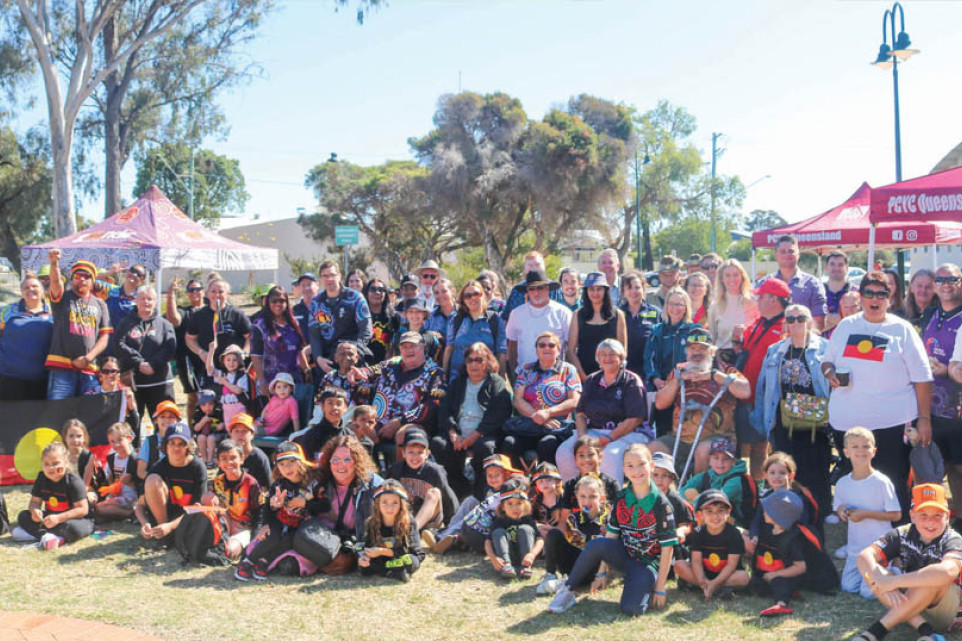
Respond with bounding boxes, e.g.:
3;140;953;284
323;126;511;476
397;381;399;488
922;305;962;419
825;282;851;315
759;269;827;318
576;367;649;433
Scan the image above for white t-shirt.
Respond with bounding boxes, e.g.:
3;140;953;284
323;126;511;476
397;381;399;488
833;469;900;559
823;313;932;431
505;301;573;368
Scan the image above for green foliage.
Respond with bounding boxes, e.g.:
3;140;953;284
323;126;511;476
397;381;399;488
745;209;787;232
133;143;249;225
243;282;273;306
0;126;52;270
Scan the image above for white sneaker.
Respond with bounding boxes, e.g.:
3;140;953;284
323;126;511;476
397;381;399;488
40;533;64;550
834;544;848;560
10;526;38;542
824;514;841;525
548;584;577;613
537;572;558;595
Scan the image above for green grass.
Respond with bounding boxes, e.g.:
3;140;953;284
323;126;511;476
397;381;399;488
0;487;931;641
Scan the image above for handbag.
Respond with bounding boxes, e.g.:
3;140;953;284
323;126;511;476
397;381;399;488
503;416;548;439
778;348;828;441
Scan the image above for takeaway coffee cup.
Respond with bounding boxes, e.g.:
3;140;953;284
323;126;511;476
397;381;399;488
836;368;851;387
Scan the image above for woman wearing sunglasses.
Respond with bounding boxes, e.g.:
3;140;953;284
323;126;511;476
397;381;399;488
98;355;140;430
250;285;308;400
166;278;206;423
754;304;832;520
442;281;507;378
821;271;933;522
362;278;400;363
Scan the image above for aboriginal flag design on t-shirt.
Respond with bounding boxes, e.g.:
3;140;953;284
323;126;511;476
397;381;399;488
842;334;889;362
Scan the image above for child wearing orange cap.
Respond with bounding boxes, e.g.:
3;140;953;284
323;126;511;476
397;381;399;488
854;483;962;641
137;400;182;487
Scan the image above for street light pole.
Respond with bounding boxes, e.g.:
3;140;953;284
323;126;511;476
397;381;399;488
634;152;651;269
710;133;721;253
871;1;919;275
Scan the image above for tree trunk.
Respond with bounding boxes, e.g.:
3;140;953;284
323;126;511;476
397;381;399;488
103;16;123;217
52;130;76;238
0;220;22;272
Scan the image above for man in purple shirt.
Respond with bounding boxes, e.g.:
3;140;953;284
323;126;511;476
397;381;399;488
759;234;827;330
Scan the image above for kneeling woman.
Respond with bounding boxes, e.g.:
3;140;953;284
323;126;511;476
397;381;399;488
548;443;676;616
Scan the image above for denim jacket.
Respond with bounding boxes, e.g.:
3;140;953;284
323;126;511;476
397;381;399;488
753;335;830;437
642;321;698;389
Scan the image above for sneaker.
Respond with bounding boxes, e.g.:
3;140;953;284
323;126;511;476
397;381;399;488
834;544;848;560
499;563;517;579
432;534;458;555
252;559;269;581
537;572;561;595
825;514;841;525
421;529;437;550
916;636;946;641
548;585;577;613
759;603;794;617
234;560;254;581
40;533;64;550
518;565;533;579
10;526;38;542
714;587;736;600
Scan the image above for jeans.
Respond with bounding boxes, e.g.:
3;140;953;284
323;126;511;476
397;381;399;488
490;524;536;567
430;434;498;499
544;528;581;575
17;510;94;543
556;430;651;484
565;537;659;616
46;369;101;400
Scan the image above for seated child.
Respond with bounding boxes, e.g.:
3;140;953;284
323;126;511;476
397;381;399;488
854;483;962;641
193;389;225;468
294;386;352;463
349;404;378;457
93;422;138;523
257;372;300;438
14;441;94;548
135;423;207;544
235;442;325;581
60;418;101;504
746;452;820;556
179;439;263;565
834;427;900;600
750;489;806;618
538;474;610;595
682;436;752;527
650;452;695;546
531;463;564;539
485;483;544;579
675;489;750;600
138;401;181;487
549;444;677;616
357;479;424;582
228;413;272;489
433;454;524;555
558;436;620;538
387;427;458;543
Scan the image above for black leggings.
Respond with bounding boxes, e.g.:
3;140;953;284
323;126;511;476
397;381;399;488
430;434;498;499
751;573;797;604
247;526;296;566
544;528;582;575
17;511;94;543
359;553;421;580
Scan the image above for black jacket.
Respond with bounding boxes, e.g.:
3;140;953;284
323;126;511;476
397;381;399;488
438;372;512;440
115;312;176;387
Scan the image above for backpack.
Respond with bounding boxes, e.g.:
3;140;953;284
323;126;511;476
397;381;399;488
795;524;840;594
0;491;9;536
174;510;231;567
698;469;758;528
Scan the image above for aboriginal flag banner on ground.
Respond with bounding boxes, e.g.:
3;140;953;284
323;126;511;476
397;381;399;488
0;392;124;485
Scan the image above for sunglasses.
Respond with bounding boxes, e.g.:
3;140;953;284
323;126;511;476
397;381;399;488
369;287;387;293
421;274;438;280
268;298;287;304
528;285;549;292
128;270;145;279
462;291;482;300
186;286;203;293
784;315;809;324
935;277;961;284
72;272;93;280
100;369;120;375
701;263;720;270
536;342;558;349
861;289;890;300
465;356;485;364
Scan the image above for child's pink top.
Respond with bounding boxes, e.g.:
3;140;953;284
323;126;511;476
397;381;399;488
261;395;299;436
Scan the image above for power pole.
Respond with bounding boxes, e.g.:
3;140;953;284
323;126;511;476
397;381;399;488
710;132;721;252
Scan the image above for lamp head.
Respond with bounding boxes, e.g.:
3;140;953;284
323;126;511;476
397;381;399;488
872;43;893;70
891;31;919;61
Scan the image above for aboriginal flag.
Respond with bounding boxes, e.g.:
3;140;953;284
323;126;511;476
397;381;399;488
842;334;889;362
0;392;124;485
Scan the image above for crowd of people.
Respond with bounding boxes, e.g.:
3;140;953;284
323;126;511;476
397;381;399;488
2;237;962;640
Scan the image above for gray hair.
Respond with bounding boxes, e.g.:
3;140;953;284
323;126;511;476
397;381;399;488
595;338;626;361
136;285;157;298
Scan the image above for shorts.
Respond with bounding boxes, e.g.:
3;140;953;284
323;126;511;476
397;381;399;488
932;417;962;464
924;582;961;632
228;529;252;552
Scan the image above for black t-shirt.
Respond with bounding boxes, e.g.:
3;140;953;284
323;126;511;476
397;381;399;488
688;522;745;577
369;308;400;363
489;514;542;541
148;456;208;509
192;405;224;433
186;305;252;365
243;447;272;490
665;488;694;529
779;344;816;397
293;419;351;463
753;526;805;575
31;472;87;516
388;460;447;513
561;472;621;511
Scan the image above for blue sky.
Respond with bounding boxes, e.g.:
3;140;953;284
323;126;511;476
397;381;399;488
21;0;962;230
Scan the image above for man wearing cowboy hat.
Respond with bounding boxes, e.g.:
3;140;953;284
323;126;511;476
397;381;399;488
501;251;565;324
505;270;573;375
45;249;112;399
415;259;445;308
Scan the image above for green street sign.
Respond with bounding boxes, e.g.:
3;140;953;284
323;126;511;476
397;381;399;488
335;225;359;246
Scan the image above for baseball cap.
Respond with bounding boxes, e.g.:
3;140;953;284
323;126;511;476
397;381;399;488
398;330;424;345
754;277;792;299
650;452;678;478
197;390;217;406
658;256;682;272
373;479;410;502
912;483;949;513
153;400;182;419
482;454;523;475
274;441;313;467
228;413;255;432
695;488;732;511
405;297;431;313
399;273;419;287
709;436;737;459
402;427;430;448
761;489;803;530
292;272;318;286
164;422;191;444
686;327;714;347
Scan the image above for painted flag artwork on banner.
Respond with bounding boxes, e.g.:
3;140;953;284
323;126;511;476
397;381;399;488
842;334;890;362
0;392;124;485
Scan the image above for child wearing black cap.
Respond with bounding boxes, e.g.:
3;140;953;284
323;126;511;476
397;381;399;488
485;483;543;579
387;426;458;545
357;479;424;582
676;489;749;600
751;489;806;617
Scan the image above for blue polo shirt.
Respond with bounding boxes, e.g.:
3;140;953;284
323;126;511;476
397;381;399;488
446;311;507;374
0;300;53;380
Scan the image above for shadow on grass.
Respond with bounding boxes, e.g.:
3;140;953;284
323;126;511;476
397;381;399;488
505;597;624;634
